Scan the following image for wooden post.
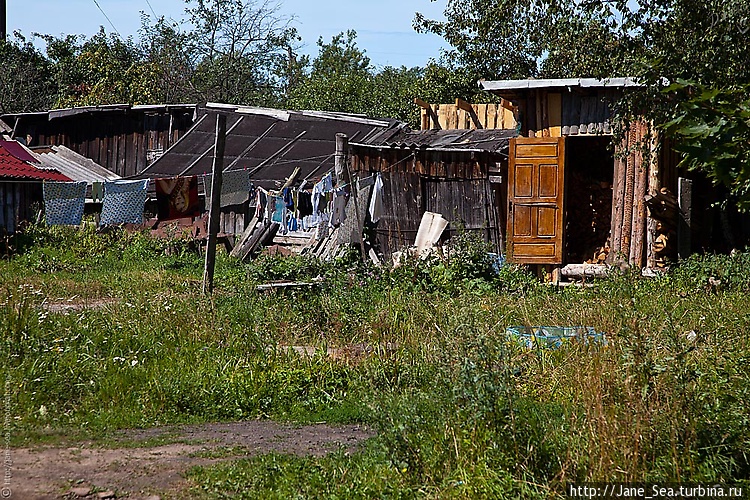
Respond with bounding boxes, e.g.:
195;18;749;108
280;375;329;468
620;123;636;260
335;133;349;188
202;114;227;296
630;122;648;267
646;126;660;268
608;136;627;264
677;177;692;260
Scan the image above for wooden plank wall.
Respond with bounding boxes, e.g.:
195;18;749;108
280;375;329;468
0;181;42;234
421;102;517;131
20;110;194;178
352;148;503;256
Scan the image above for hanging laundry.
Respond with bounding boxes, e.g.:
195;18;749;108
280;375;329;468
297;190;313;217
156;176;201;221
270;195;286;224
44;181;87;226
369;173;384;223
281;187;295;211
91;182;104;203
255;187;267;220
204;169;251;208
100;179;149;226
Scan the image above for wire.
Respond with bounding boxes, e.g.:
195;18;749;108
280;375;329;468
144;0;158;19
91;0;122;38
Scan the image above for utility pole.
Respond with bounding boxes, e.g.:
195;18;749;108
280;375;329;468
1;0;7;41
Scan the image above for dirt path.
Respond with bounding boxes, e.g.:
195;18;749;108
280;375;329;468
8;421;374;499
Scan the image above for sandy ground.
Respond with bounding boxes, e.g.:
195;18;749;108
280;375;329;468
7;421;374;499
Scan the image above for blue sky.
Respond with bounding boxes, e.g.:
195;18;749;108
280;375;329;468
6;0;450;68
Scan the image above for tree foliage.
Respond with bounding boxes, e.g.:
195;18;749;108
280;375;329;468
0;34;55;114
663;81;750;209
285;31;423;125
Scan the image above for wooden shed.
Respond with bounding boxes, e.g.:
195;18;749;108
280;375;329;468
0;104;195;178
350;127;515;257
475;78;694;271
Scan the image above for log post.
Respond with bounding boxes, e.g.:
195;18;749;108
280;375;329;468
620;123;636;260
335;133;349;188
630;122;648;267
609;135;627;264
646;126;660;268
202;113;227;296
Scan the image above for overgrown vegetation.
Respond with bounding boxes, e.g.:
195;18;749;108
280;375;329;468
1;226;749;497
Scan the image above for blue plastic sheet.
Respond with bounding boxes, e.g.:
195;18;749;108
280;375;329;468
506;326;607;349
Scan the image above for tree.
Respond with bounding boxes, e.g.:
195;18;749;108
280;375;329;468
0;33;55;114
138;14;198;104
663;80;750;209
414;0;634;80
285;31;424;125
42;29;154;107
185;0;300;105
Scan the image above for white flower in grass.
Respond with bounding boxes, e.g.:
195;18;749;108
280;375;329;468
131;359;139;367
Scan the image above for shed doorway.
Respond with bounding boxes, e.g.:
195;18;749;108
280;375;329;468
563;136;614;264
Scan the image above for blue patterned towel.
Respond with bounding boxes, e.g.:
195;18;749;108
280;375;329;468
100;180;149;226
44;181;87;226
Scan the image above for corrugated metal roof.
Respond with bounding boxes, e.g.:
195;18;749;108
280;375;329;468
137;107;398;189
0;140;71;181
353;128;516;155
31;145;121;184
479;77;642;91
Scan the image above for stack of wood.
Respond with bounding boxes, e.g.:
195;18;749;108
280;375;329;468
645;187;678;268
567;172;613;263
585;242;610;264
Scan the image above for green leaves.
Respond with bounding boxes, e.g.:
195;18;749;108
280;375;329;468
662;80;750;209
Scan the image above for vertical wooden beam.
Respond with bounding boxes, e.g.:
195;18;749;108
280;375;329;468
335;133;349;188
620;124;636;260
535;90;543;137
609;136;627;264
646;126;660;268
202;113;227;296
678;177;693;260
548;93;562;138
630;122;648;267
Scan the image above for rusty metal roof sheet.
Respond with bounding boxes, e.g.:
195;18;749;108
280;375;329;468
353;128;516;155
136;106;397;189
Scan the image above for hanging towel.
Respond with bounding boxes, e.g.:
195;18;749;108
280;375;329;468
91;182;104;203
44;181;87;226
204;170;251;208
369;173;384;223
99;180;149;226
270;195;286;224
156;176;201;221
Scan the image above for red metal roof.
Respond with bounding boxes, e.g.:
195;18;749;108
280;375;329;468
0;140;71;181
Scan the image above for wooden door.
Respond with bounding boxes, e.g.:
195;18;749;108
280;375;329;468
506;137;566;264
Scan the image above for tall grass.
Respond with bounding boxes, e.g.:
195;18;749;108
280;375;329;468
1;224;749;497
